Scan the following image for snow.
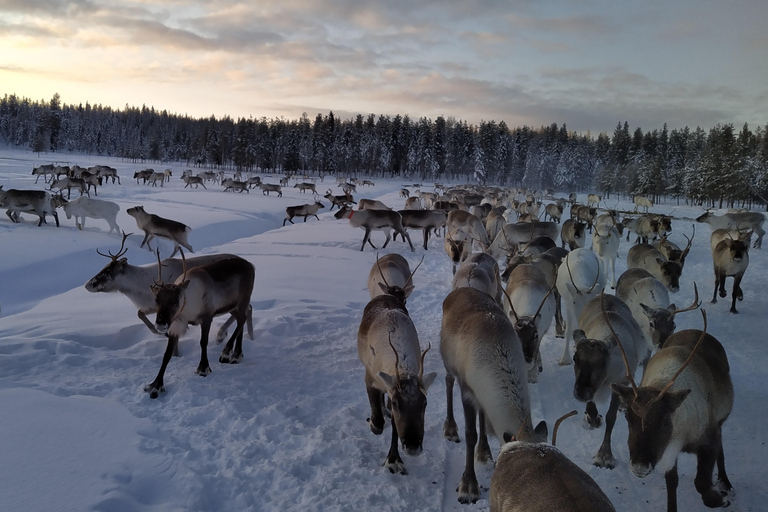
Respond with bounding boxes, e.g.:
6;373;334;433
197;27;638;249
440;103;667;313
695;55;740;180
1;148;766;511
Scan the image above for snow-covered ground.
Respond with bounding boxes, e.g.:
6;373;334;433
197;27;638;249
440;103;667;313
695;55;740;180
0;148;765;511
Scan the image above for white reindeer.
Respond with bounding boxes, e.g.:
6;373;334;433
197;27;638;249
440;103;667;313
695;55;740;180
62;197;120;233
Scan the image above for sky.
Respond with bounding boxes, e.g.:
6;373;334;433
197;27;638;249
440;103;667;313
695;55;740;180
2;1;768;134
0;149;767;510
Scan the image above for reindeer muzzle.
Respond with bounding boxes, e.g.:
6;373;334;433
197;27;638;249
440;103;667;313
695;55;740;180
402;443;423;457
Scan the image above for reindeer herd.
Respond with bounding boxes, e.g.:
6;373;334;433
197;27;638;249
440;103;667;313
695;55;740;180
4;163;767;511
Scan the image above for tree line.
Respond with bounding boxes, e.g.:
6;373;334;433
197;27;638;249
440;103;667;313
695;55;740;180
1;92;767;209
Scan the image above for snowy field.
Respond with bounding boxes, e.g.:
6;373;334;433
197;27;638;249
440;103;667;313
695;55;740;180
0;148;766;512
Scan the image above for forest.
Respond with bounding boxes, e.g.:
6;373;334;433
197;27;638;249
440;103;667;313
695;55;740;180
1;92;767;209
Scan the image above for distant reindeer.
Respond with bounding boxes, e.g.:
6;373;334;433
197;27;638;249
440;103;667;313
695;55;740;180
711;235;750;313
334;205;414;252
0;187;60;227
62;197;120;234
126;205;193;257
146;251;255;398
697;209;765;248
283;201;324;225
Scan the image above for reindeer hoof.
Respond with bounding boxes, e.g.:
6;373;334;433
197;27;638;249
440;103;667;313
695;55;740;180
144;383;165;398
383;458;407;475
367;417;384;435
196;366;212;376
592;452;616;469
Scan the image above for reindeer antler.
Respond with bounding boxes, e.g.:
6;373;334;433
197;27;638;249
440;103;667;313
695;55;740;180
388;334;401;381
654;309;708;401
375;253;391;290
600;291;639;399
551;410;578;447
418;342;431;381
404;255;425;290
96;231;132;261
670;282;700;317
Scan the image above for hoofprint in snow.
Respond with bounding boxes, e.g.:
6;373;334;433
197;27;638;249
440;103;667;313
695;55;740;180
0;148;766;511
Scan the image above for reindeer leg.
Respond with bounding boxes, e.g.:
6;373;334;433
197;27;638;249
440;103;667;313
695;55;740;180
475;410;492;464
695;440;728;508
457;393;481;504
711;268;720;304
364;373;385;435
443;371;460;442
730;273;743;313
384;417;406;474
716;426;732;491
220;314;245;363
144;335;178;398
592;392;619;468
665;463;680;512
196;319;212;376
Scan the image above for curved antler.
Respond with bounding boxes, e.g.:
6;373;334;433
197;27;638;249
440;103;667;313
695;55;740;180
600;291;639;399
418;342;431;381
375;253;391;290
388;334;401;381
654;309;708;402
501;286;520;323
670;282;700;316
551;410;578;447
96;231;131;261
404;255;425;290
532;281;556;320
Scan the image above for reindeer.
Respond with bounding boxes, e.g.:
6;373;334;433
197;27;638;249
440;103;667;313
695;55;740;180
611;316;734;512
591;225;621;289
84;233;252;345
616;269;700;354
133;169;155;184
572;293;647;468
96;166;120;185
544;202;564;223
357;198;391;210
560;219;586;250
404;196;422;210
484;207;507;243
653;229;694;269
587;194;602;207
0;187;60;227
367;253;421;302
324;189;356;210
697;209;765;248
396;209;447;250
182;174;207;189
633;195;654;213
487;221;559;260
489;412;617;512
259;183;282;196
440;286;547;503
627;244;682;293
126;206;193;257
283;201;324;225
555;248;606;365
293;182;317;194
443;210;490;273
357;292;436;474
32;164;55;183
50;176;89;199
62;196;120;233
452;252;503;306
146;251;255;398
223;179;249;193
711;235;749;313
503;264;556;383
334;205;414;252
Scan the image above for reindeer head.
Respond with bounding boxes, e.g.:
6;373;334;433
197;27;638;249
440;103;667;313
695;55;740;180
378;340;437;456
150;249;189;333
609;309;708;477
572;329;614;402
85;232;132;292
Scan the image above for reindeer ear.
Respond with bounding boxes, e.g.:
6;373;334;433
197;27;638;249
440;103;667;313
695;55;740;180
573;329;588;344
180;280;191;289
664;389;692;411
640;303;654;317
377;372;397;392
421;372;437;391
667;303;677;311
610;383;635;407
378;282;389;293
502;432;515;444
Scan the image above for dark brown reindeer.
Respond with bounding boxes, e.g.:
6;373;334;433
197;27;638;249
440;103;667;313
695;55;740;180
85;232;252;345
145;250;255;398
611;310;734;512
335;205;414;252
